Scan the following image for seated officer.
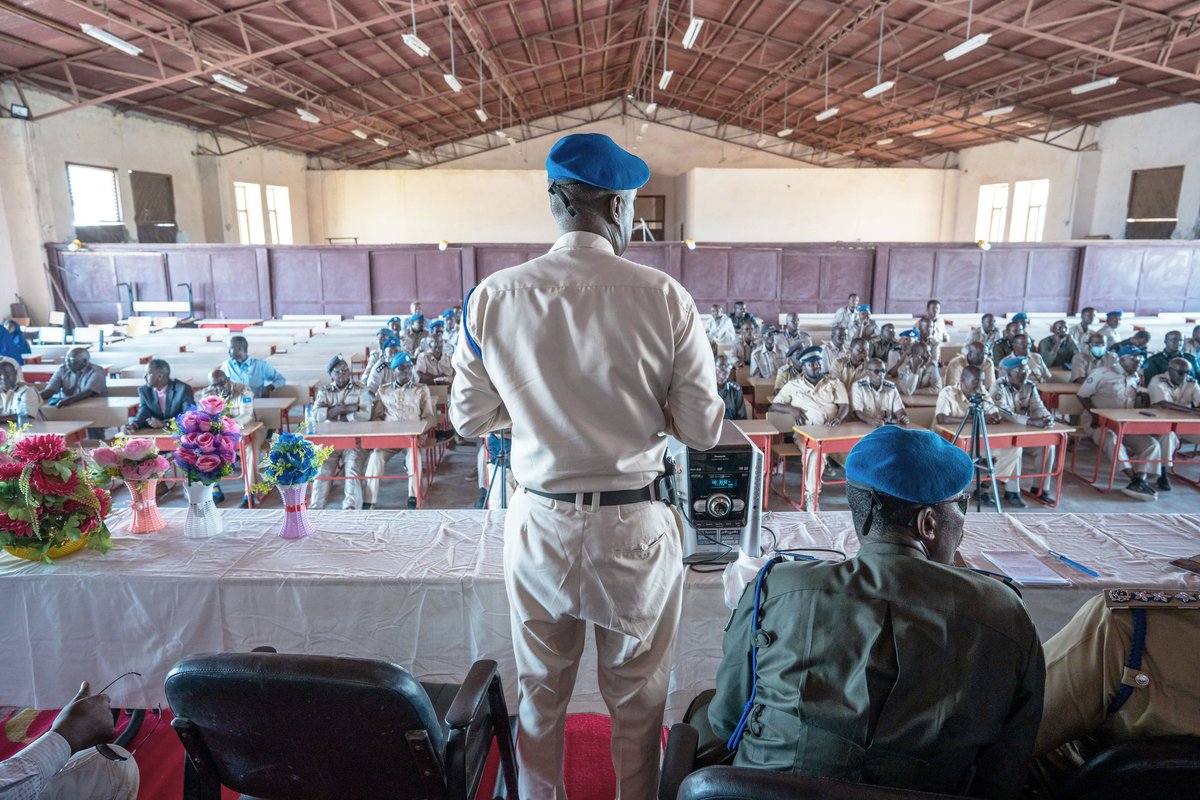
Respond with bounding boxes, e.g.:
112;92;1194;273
869;323;900;364
1143;330;1198;384
850;358;909;428
1038;320;1077;369
769;346;848;508
1034;589;1200;782
702;426;1044;798
944;341;996;391
936;365;1020;504
749;328;787;380
1111;329;1151;354
310;355;372;511
773;344;806;391
894;341;942;396
1071;331;1116;383
362;353;435;510
716;355;747;420
1077;346;1161;500
1147;356;1200;492
828;337;869;389
990;356;1058;507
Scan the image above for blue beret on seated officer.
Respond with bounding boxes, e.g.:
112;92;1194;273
1012;312;1029;323
388;316;403;325
797;346;823;364
857;304;871;312
1107;310;1123;318
899;328;919;339
1117;345;1146;359
390;351;414;369
428;319;445;330
1000;356;1029;370
846;425;974;505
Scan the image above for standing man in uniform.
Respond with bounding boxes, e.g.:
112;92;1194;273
1077;346;1161;500
449;133;723;799
1098;311;1123;348
831;293;860;331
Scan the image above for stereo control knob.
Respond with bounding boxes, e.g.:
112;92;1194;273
706;493;733;518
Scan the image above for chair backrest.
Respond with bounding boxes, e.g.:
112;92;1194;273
678;766;960;800
47;311;66;327
1063;736;1200;800
165;652;451;800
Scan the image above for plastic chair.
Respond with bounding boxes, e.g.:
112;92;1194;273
165;651;518;800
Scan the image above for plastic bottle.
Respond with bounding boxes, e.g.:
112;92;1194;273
16;393;29;428
304;403;315;435
241;388;254;420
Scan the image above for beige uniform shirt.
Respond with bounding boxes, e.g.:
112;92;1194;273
416;350;454;381
0;381;41;418
1017;351;1053;383
1077;365;1141;410
828;357;867;390
1147;374;1200;407
313;379;371;422
1067;323;1092;352
850;379;906;422
967;326;1003;351
1185;338;1200;356
936;385;1000;418
1035;590;1200;758
750;346;786;380
1097;324;1121;348
779;329;808;354
774;376;847;426
705;314;736;346
450;231;723;493
944;354;996;391
1071;352;1116;382
896;360;942;395
831;306;857;331
774;364;801;392
990;378;1051;422
373;382;434;424
821;340;847;369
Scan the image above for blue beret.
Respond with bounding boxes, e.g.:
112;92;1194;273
383;337;403;349
388;316;403;324
390;352;414;368
1117;346;1145;358
546;133;649;190
899;328;919;339
846;427;975;505
1000;356;1028;369
1011;312;1029;322
798;346;823;363
441;309;455;318
376;327;393;337
1107;310;1123;317
857;304;871;312
409;313;425;323
326;354;347;373
427;319;445;329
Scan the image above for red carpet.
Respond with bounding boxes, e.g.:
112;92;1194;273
1;707;627;799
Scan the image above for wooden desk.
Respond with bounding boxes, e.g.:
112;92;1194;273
1038;382;1081;414
749;377;776;408
249;397;296;431
41;397;139;428
104;377;206;396
1078;409;1200;493
196;319;262;331
936;421;1074;506
791;422;890;511
126;421;264;507
19;420;92;446
733;419;778;510
306;420;435;508
899;393;939;407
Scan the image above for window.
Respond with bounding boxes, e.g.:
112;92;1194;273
1009;179;1049;243
67;163;122;225
130;170;178;244
233;181;266;244
974;183;1008;243
265;185;293;244
632;195;665;242
1125;166;1184;239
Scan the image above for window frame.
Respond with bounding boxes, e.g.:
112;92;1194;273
66;162;123;226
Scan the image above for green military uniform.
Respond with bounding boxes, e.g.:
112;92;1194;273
1038;334;1076;368
1035;589;1200;763
1143;348;1198;384
706;542;1044;799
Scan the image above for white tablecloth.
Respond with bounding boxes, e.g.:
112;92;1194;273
2;508;1198;721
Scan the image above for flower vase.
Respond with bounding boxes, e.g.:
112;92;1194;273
124;480;166;534
276;484;314;539
184;481;223;538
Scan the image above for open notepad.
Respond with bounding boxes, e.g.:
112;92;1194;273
982;550;1072;586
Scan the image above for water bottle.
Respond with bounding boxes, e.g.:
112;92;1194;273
241;388;254;420
16;393;29;428
304;403;315;435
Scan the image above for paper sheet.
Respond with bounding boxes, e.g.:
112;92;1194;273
982;550;1072;586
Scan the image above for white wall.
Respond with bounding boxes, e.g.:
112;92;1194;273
0;121;53;322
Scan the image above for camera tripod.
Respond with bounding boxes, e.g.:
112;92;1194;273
952;393;1007;513
482;434;512;509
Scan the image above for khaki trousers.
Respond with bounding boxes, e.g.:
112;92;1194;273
504;489;684;800
1091;428;1161;475
362;448;414;504
1158;433;1200;467
308;449;363;509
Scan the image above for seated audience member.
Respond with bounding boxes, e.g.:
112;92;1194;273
1071;332;1116;383
850;358;909;428
895;341;942;396
922;298;950;350
716;355;747;421
1010;311;1030;334
849;305;878;342
416;325;454;385
1034;589;1200;781
1147;357;1200;492
773;344;806;392
779;313;809;353
990;321;1021;362
705;304;737;347
1068;307;1097;352
870;323;901;364
703;426;1043;797
409;300;423;317
1038;320;1077;369
310;356;372;511
222;335;285;398
944;341;996;391
829;337;869;388
0;356;41;422
1143;330;1197;384
400;313;427;354
831;292;860;331
990;357;1058;506
362;327;394;377
0;319;32;365
732;321;757;365
1185;324;1200;356
1111;329;1151;354
1098;310;1123;348
1078;346;1161;500
365;338;404;394
387;315;405;338
201;369;252;424
821;325;849;368
363;353;435;510
124;359;194;433
729;300;757;331
966;313;1002;354
749;329;786;380
1009;334;1052;383
936;365;1019;499
887;329;919;376
915;316;942;363
39;347;108;407
769;346;848;507
440;309;459;344
0;680;139;799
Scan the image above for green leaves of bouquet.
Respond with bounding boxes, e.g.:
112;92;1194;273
252;432;333;498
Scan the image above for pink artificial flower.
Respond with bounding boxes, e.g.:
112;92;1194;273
214;434;237;457
194;432;216;453
179;433;201;451
119;463;141;482
0;428;7;446
175;448;199;466
136;457;162;479
195;454;223;474
91;447;121;469
152;455;171;474
198;395;226;416
120;438;155;460
180;411;211;434
220;416;241;435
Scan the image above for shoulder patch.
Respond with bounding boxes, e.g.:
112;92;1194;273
855;378;870;387
1106;588;1200;608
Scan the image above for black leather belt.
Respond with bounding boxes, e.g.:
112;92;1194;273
525;485;655;506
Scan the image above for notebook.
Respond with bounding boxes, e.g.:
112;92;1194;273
981;550;1072;586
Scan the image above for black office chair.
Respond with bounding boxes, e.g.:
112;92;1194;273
164;651;519;800
1061;736;1200;800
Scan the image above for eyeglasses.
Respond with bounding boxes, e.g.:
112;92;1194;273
92;672;162;762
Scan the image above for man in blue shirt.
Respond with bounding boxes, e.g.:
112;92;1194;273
221;335;285;398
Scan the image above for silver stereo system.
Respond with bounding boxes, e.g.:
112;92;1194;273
664;423;762;563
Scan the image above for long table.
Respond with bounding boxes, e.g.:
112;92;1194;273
3;508;1197;721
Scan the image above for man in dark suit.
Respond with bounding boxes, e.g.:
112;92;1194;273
124;359;195;433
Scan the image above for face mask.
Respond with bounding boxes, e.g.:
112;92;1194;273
1091;346;1107;358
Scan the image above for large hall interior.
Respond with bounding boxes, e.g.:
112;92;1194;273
2;1;1200;798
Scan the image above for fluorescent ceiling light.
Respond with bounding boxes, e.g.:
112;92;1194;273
981;105;1014;117
443;73;463;93
645;102;658;115
475;108;489;122
1071;75;1119;95
212;73;247;93
80;23;143;57
875;137;894;145
373;137;389;146
862;80;894;98
777;127;794;137
682;17;704;49
658;69;674;91
913;128;936;137
814;107;839;121
403;33;432;58
296;108;320;123
842;150;856;155
943;32;990;61
351;129;368;140
1017;120;1037;128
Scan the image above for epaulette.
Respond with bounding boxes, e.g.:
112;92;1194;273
854;378;870;387
1105;588;1200;608
881;380;896;390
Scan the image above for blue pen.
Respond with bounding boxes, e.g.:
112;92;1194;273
1047;549;1100;577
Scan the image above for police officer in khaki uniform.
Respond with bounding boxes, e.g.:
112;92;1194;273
895;341;942;395
748;329;786;379
828;337;869;389
1068;307;1097;352
773;344;806;391
1147;356;1200;492
967;313;1003;354
769;346;849;507
1097;310;1123;348
990;356;1058;506
1009;333;1052;383
850;358;909;427
1034;589;1200;774
1071;331;1116;383
821;325;849;369
309;355;372;510
363;353;434;510
944;341;996;391
1077;346;1161;500
449;133;723;799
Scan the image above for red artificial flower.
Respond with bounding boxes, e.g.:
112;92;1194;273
80;515;100;534
12;435;68;464
0;462;24;481
93;486;112;517
0;513;32;538
30;467;80;497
